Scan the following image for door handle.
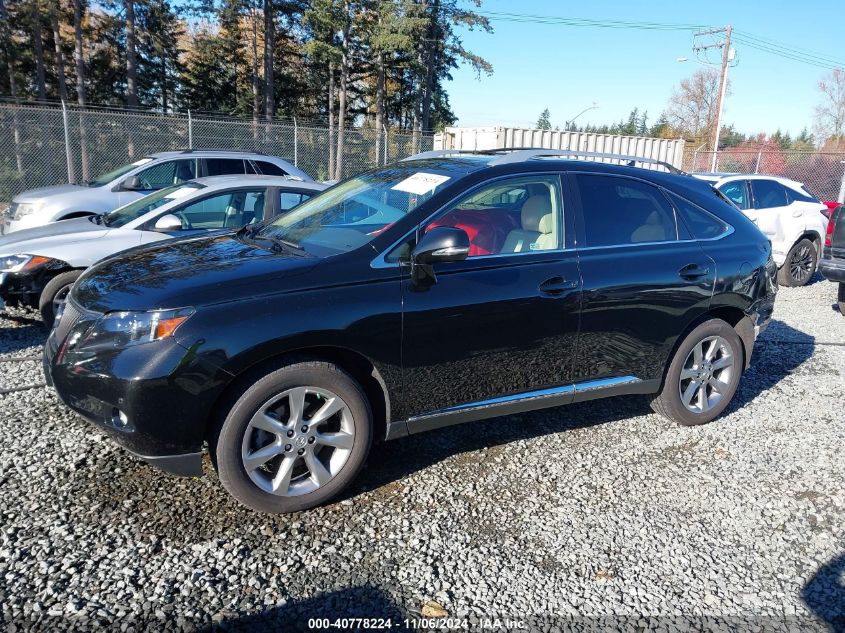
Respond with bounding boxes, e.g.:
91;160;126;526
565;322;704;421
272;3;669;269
791;209;802;218
678;263;710;280
538;276;578;296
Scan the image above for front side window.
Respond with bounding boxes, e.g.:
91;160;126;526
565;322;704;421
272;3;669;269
136;159;197;190
576;175;680;247
718;180;750;210
206;158;248;177
425;175;563;257
87;157;153;187
173;188;266;229
107;183;204;227
260;165;456;256
751;180;788;209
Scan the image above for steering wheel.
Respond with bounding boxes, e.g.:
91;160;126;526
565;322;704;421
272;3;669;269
175;211;192;230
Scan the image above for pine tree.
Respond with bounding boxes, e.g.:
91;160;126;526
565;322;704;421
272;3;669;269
536;108;551;130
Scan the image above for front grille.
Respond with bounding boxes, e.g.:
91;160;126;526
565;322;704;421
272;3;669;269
54;301;81;343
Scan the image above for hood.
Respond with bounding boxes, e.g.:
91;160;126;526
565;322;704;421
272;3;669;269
0;217;108;253
73;233;322;313
13;183;91;202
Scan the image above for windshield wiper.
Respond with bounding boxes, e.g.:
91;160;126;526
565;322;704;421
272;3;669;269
253;234;309;256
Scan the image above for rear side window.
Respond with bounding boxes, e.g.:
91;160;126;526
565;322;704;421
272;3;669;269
576;175;680;247
751;180;788;209
718;180;750;210
667;192;728;240
280;191;311;211
206;158;248;177
256;161;288;176
785;185;819;204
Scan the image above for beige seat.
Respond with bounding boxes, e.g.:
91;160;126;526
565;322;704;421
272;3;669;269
501;194;557;253
630;210;668;243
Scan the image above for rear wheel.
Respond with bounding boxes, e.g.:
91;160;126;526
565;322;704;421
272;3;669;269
838;283;845;316
651;319;743;426
777;238;817;287
39;270;83;328
213;360;372;513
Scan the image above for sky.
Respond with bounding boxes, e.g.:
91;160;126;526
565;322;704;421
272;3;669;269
446;0;845;137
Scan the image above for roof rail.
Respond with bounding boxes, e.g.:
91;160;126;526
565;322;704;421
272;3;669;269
177;148;269;156
401;147;685;174
488;149;686;174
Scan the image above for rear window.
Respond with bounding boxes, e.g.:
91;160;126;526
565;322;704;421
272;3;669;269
668;192;728;240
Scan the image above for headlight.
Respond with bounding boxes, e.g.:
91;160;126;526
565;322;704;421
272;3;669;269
73;307;195;353
12;202;43;219
0;254;51;272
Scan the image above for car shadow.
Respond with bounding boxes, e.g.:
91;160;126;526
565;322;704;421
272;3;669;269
358;319;814;496
803;553;845;632
204;585;405;632
0;312;45;355
727;319;815;411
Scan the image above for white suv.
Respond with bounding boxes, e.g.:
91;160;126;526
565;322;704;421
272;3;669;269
695;174;829;286
3;150;310;235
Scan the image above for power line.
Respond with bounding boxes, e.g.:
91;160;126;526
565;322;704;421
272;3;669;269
472;10;845;70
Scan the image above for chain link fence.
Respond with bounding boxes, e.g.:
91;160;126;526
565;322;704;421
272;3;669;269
685;148;845;202
0;102;434;205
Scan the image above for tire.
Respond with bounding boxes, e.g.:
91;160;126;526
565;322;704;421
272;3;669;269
213;360;373;513
651;319;743;426
838;283;845;316
39;270;83;329
777;238;817;287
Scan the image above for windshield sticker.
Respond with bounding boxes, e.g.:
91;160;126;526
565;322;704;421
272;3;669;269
131;158;154;166
391;172;451;195
165;187;197;200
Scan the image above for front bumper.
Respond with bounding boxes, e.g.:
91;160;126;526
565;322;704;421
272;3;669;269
44;303;232;477
818;257;845;283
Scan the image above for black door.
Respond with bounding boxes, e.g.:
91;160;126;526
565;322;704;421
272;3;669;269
571;173;715;388
398;173;581;429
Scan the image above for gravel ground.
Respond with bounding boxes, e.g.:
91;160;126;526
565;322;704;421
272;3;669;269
0;277;844;632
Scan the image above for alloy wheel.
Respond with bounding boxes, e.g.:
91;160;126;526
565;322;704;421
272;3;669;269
678;336;734;414
241;386;354;496
789;244;814;284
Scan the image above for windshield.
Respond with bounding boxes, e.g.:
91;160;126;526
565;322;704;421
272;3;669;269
85;157;154;187
105;183;204;227
259;166;455;255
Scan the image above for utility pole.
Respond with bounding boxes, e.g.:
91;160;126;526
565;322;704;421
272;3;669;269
693;25;733;172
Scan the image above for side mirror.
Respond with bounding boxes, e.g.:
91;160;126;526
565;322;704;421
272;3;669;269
410;226;470;284
122;175;142;191
412;226;470;264
154;213;183;231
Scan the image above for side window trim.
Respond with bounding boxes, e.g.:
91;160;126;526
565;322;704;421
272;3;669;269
663;190;734;242
372;171;571;268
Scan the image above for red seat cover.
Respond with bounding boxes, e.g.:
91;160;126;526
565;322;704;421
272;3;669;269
427;208;517;256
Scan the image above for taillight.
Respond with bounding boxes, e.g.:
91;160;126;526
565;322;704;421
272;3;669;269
825;216;836;247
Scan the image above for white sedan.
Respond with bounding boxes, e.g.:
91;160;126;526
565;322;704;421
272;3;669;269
695;173;829;286
0;175;326;326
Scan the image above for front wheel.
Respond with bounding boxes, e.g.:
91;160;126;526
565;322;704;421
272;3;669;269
778;238;817;287
651;319;743;426
213;360;373;513
39;270;83;329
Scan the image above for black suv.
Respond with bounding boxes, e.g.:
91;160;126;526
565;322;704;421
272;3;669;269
44;149;778;513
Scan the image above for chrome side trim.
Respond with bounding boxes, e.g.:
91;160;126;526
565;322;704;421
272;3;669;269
575;225;735;252
401;375;647;437
409;383;577;422
574;375;640;393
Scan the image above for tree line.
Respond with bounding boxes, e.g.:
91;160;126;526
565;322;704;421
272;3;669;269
535;66;845;153
0;0;493;179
